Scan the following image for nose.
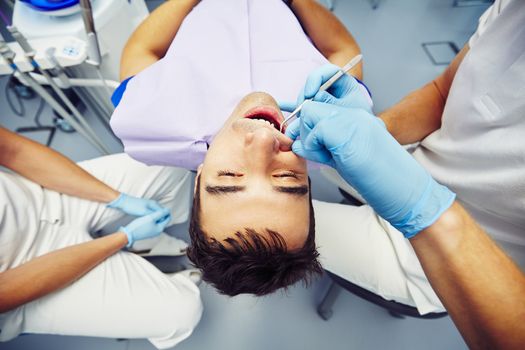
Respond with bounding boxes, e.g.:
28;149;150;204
244;128;280;166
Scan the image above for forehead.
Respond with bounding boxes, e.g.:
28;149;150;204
199;183;311;250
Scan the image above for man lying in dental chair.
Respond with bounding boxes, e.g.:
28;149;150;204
111;0;445;315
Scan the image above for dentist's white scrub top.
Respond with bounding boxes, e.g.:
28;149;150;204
413;0;525;249
0;154;201;349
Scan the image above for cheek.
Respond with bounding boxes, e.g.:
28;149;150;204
206;137;239;159
202;144;244;171
281;151;308;169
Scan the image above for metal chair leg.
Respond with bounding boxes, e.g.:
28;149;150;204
317;281;343;320
16;126;56;147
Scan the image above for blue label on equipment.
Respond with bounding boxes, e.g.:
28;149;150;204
63;46;79;57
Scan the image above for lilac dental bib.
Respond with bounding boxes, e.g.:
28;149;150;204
110;0;327;170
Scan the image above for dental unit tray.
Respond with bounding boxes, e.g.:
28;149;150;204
0;36;86;75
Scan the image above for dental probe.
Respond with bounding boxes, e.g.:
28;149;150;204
79;0;115;114
280;54;363;133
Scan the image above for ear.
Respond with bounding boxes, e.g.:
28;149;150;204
194;164;203;194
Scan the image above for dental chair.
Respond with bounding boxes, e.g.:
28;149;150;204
317;168;447;320
317;268;447;320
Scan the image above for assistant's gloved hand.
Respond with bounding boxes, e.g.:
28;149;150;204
107;193;165;217
279;63;373;114
120;209;171;248
286;101;455;238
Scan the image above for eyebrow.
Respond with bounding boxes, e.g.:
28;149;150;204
205;185;308;197
205;185;245;194
274;185;309;196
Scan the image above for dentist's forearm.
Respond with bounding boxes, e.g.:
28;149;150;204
411;202;525;349
379;45;469;144
289;0;362;78
378;80;446;144
120;0;201;80
0;232;128;313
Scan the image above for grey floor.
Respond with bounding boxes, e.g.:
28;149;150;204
0;0;489;349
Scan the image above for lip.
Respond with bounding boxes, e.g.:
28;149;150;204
244;106;283;130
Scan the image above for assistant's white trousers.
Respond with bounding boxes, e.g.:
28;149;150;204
0;154;202;349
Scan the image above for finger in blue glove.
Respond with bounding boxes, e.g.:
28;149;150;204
302;64;373;112
278;100;299;113
108;193;167;217
120;208;172;248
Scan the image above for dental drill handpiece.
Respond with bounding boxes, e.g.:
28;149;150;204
79;0;115;111
79;0;102;67
0;33;15;66
279;54;363;133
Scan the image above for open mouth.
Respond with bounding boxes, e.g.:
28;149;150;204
244;107;282;131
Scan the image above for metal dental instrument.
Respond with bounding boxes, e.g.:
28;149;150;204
6;25;110;154
0;33;110;155
79;0;114;114
280;54;363;133
79;0;101;67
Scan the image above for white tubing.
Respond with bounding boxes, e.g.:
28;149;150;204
28;72;119;89
39;68;111;154
19;72;109;155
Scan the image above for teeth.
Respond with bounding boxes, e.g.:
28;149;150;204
252;118;273;126
248;117;279;130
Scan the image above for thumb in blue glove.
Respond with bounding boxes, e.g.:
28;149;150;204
120;209;171;248
107;193;165;217
279;63;373;114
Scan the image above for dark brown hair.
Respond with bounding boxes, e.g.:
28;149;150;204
187;176;322;296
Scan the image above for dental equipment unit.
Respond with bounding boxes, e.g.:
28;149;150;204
1;0;147;153
6;25;110;154
0;31;110;154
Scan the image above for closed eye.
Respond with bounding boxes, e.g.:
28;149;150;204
217;170;243;177
273;172;299;179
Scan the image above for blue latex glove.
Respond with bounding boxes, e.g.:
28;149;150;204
107;193;165;217
120;209;171;248
286;101;455;238
279;63;373;114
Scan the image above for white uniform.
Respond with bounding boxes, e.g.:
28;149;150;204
0;154;202;349
316;0;525;314
413;0;525;250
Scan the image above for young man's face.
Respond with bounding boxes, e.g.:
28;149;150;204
197;92;310;250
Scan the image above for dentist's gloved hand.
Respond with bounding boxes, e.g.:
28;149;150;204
279;63;373;114
107;193;165;217
286;101;455;238
120;209;171;248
